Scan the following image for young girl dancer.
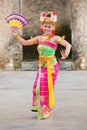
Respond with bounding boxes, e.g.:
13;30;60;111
12;11;71;120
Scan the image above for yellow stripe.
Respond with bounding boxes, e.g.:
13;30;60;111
47;60;55;108
39;55;55;108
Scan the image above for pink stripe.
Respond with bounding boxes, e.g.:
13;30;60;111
40;41;57;50
32;62;60;109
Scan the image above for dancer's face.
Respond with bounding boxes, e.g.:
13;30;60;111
42;23;54;35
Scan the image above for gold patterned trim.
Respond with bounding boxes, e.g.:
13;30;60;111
58;35;65;42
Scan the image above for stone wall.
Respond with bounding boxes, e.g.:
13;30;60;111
0;0;22;70
22;0;71;37
22;0;72;61
0;0;87;70
71;0;87;69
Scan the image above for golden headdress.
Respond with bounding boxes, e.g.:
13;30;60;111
40;11;57;27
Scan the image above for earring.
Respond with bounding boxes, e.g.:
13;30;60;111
40;28;44;33
52;30;55;35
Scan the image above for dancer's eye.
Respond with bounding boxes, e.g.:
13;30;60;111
48;26;51;28
44;25;48;28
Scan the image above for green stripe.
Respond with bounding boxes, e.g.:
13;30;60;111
36;67;53;120
39;113;52;120
31;106;37;111
36;67;42;119
36;86;42;119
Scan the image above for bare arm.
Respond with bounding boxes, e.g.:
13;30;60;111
11;26;39;46
56;36;72;59
16;35;39;46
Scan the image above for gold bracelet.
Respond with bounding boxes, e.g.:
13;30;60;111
15;34;19;39
31;36;37;44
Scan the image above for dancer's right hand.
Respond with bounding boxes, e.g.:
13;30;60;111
11;26;18;36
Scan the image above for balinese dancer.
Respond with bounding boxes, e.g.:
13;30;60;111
11;11;71;120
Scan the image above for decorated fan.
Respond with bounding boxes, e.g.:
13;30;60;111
6;14;29;28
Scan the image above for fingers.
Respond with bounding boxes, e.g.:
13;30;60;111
11;26;18;32
61;56;66;59
60;49;65;56
60;49;66;59
12;26;18;30
11;26;18;36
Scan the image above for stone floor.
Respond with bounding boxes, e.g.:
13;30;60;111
0;70;87;130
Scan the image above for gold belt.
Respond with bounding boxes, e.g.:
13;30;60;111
39;55;55;108
39;55;55;61
39;55;55;67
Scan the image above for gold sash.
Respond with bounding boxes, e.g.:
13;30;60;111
39;56;55;108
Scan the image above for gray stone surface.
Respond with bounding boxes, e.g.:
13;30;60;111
0;0;22;70
22;60;73;71
0;70;87;130
0;0;87;70
71;0;87;69
22;0;70;37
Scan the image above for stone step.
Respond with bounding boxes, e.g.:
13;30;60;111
22;60;72;71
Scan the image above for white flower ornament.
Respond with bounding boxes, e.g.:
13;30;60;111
40;11;57;23
40;12;47;22
50;12;57;22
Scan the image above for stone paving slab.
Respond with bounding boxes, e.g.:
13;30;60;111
0;70;87;130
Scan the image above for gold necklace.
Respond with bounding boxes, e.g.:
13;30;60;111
42;34;54;41
42;35;49;41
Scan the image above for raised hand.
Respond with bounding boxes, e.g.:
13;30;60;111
11;26;18;37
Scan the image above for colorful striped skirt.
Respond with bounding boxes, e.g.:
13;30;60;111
31;62;60;120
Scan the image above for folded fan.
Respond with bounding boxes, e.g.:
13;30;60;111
6;14;29;28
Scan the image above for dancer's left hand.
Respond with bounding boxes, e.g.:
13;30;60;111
60;49;68;59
